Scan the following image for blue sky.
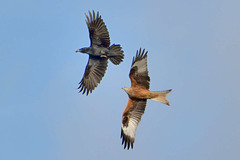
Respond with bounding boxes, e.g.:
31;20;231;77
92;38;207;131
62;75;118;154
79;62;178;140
1;0;240;159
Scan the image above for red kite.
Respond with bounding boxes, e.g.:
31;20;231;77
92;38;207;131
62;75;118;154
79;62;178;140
76;10;124;95
121;48;172;149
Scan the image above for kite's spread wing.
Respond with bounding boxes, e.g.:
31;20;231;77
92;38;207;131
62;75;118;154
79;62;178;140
121;99;147;149
129;48;150;89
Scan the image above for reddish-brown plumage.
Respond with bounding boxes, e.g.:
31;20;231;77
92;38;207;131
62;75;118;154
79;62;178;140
121;48;172;150
122;99;133;119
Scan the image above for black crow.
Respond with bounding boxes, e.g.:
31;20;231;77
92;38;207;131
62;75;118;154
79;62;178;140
76;10;124;95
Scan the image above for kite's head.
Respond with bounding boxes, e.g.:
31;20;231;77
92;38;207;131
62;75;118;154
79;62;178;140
122;87;131;94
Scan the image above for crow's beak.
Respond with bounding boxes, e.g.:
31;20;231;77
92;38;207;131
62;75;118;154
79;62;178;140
75;49;81;53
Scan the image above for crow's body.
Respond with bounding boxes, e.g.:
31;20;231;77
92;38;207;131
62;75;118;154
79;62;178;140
76;10;124;95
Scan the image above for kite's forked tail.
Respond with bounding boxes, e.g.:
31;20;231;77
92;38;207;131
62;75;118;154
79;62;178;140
150;89;172;106
108;44;124;65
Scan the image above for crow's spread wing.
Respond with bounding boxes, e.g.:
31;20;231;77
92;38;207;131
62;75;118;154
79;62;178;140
78;56;108;95
85;10;110;47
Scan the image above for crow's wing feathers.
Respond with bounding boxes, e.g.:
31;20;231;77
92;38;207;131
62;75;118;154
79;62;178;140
85;10;110;47
78;56;108;95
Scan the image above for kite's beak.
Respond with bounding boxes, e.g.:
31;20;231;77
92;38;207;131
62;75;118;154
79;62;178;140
121;87;130;94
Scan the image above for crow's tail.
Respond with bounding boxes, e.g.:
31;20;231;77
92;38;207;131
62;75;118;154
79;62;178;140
108;44;124;65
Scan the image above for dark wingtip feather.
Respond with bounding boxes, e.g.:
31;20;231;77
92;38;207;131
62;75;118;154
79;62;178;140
78;80;92;96
131;48;148;66
120;128;134;150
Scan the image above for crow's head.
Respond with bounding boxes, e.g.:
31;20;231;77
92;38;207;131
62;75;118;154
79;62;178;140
75;47;89;53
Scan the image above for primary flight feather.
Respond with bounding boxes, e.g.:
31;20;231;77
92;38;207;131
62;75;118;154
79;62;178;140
121;48;172;149
76;10;124;95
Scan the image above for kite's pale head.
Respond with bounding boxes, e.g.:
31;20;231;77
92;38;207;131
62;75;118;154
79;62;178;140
122;87;131;94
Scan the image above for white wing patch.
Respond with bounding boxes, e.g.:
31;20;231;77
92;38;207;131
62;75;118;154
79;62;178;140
121;100;147;149
121;118;137;149
121;118;138;139
131;56;147;74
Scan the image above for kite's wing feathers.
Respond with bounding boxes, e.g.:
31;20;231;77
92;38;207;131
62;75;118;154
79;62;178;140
78;56;108;95
121;99;147;149
85;10;110;47
129;48;150;89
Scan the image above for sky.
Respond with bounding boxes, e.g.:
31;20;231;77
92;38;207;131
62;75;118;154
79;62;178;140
1;0;240;159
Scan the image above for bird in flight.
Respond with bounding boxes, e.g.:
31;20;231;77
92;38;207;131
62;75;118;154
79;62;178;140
76;10;124;95
121;48;172;149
